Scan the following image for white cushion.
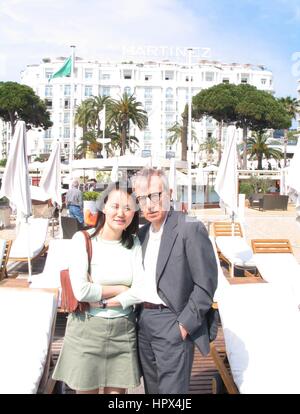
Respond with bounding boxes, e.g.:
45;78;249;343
218;283;300;393
10;218;49;259
0;289;57;393
216;236;255;267
254;253;300;306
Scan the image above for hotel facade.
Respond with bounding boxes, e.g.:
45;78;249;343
3;57;274;162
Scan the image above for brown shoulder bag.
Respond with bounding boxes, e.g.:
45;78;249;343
60;230;92;313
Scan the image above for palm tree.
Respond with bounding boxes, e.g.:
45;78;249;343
278;97;300;166
106;93;147;155
199;135;219;163
75;130;103;159
89;95;111;137
74;99;94;135
167;105;197;161
247;131;283;170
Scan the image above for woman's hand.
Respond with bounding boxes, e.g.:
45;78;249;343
101;285;129;298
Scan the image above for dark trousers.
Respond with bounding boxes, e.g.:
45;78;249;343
137;307;194;394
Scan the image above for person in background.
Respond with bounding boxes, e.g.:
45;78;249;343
66;179;84;226
53;182;142;394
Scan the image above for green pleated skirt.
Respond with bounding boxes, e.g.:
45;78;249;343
52;312;141;391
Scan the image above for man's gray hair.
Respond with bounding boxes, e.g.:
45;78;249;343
132;167;169;192
72;179;80;188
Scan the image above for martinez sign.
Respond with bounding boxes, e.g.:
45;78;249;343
122;45;211;60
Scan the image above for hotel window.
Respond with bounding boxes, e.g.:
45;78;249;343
45;69;53;79
241;74;249;84
44;128;52;139
123;70;132;80
45;85;52;97
85;69;93;79
100;86;111;97
45;99;52;109
165;71;174;80
144;131;152;142
261;78;266;85
205;72;214;82
144;100;152;112
144;87;152;99
85;85;93;97
64;99;70;109
165;100;174;112
124;86;131;95
145;74;152;81
64;85;71;96
64;127;70;138
64;112;70;123
222;78;230;84
165;87;173;98
102;73;110;80
165;114;174;127
185;76;193;81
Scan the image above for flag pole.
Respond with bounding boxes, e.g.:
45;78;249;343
187;48;193;212
69;45;76;178
102;104;106;159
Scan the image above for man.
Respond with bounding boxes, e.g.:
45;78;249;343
66;179;84;226
131;168;218;394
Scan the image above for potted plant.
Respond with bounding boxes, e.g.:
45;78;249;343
83;191;100;225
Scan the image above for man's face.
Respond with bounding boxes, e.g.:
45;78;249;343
135;176;170;224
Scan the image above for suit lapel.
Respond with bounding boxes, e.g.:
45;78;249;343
156;210;178;282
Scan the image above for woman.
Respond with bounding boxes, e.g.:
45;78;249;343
53;181;142;394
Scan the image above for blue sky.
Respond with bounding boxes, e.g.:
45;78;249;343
0;0;299;98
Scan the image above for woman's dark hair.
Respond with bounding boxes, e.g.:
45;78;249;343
89;181;139;249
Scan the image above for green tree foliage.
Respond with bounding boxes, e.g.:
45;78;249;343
167;105;197;161
0;81;52;135
247;131;283;170
106;93;147;155
277;96;300;166
193;83;291;169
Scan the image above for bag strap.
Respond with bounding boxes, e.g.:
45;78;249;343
81;230;92;276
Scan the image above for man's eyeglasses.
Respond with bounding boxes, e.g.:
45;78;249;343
136;192;162;206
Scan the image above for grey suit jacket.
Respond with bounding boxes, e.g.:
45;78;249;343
138;210;218;356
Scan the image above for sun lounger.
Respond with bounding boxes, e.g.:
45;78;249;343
211;283;300;393
251;239;300;306
0;287;58;393
0;239;12;280
29;239;74;309
8;218;49;263
212;222;256;277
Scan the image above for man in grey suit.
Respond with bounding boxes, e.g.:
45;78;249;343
132;167;218;394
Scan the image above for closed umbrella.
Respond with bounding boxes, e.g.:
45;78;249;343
110;158;119;182
286;139;300;225
0;121;32;217
39;141;62;238
0;121;32;279
39;141;62;207
214;128;238;219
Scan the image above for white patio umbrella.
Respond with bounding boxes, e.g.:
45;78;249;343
286;139;300;226
0;121;32;278
39;141;62;238
214;128;238;220
39;141;62;207
110;157;119;182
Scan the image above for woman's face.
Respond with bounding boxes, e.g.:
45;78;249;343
102;190;136;233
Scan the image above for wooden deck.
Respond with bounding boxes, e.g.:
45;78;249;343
51;312;225;394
